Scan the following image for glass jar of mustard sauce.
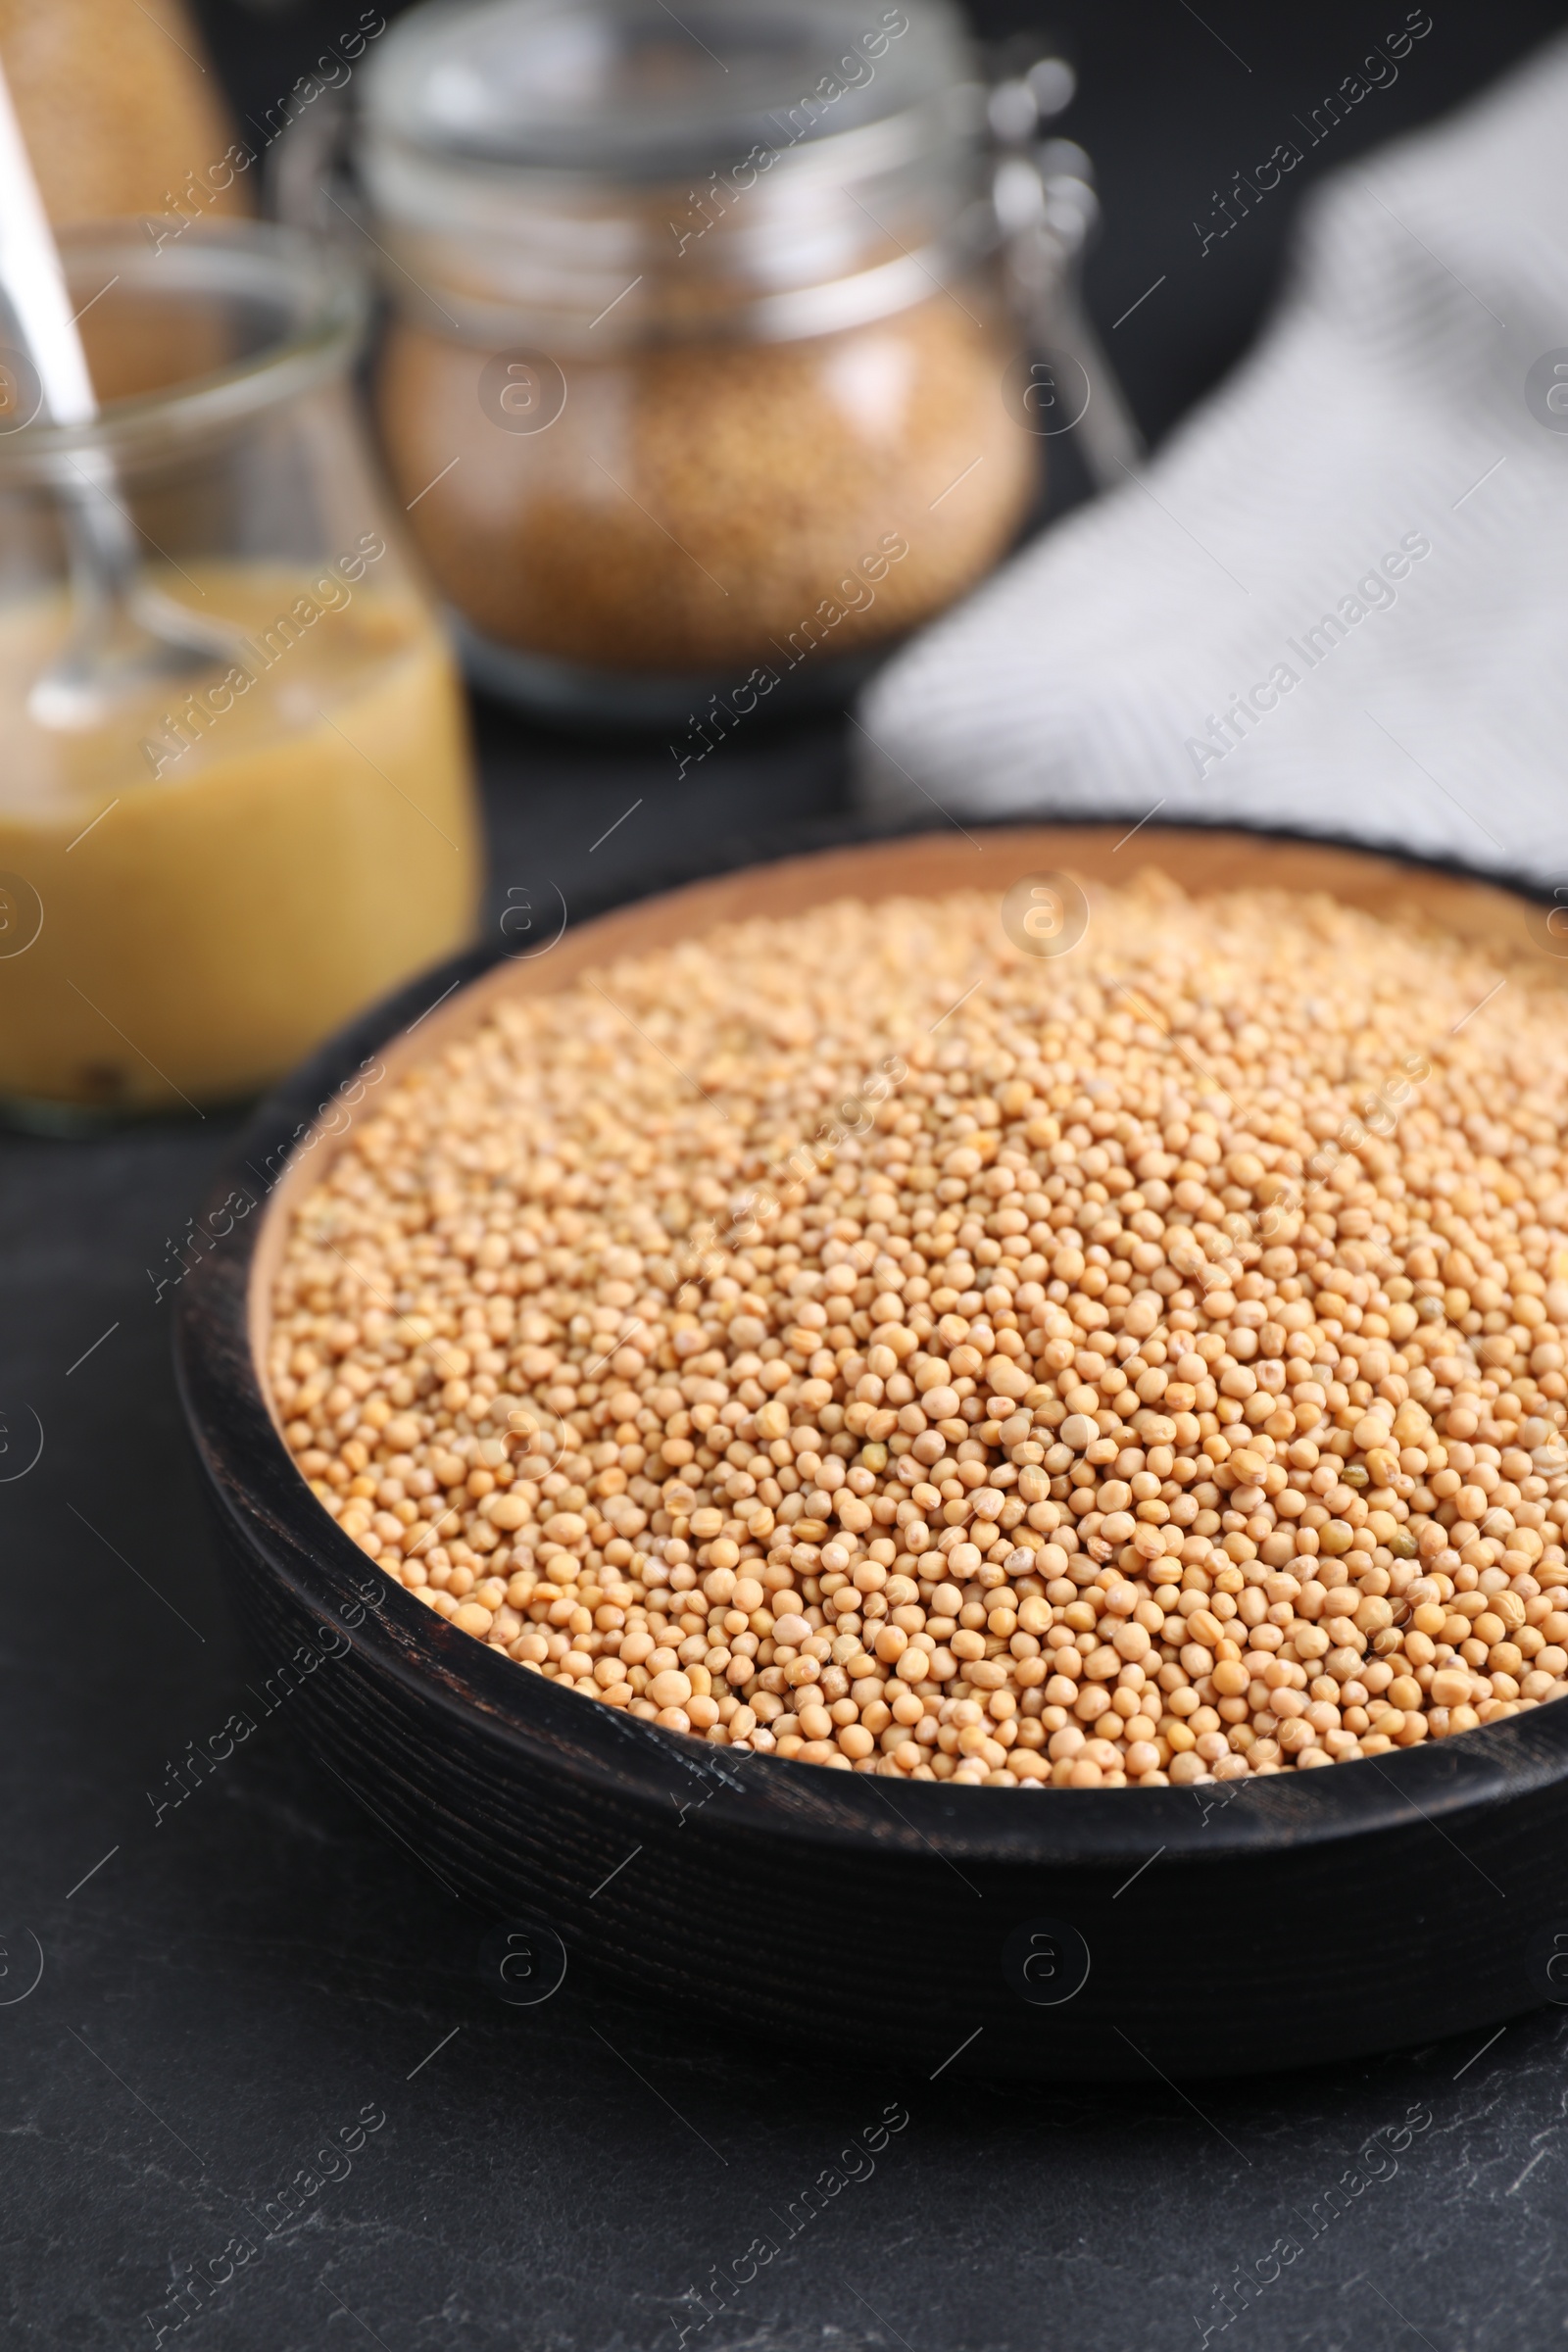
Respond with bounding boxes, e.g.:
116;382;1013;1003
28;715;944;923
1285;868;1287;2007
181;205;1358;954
361;0;1040;725
0;221;480;1123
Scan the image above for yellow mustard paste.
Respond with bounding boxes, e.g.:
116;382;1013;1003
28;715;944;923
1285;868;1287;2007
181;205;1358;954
0;549;479;1112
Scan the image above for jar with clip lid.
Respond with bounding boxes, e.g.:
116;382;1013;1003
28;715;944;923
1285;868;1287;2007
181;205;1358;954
360;0;1119;729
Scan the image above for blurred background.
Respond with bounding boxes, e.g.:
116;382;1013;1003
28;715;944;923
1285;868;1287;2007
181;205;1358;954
193;0;1563;440
209;0;1568;907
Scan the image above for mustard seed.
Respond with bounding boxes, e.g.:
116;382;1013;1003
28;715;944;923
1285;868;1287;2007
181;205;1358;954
270;873;1568;1785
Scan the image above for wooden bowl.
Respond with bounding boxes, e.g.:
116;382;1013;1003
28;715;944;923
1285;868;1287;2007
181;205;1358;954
174;825;1568;2079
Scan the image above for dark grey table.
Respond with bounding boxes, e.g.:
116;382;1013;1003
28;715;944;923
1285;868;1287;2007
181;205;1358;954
5;721;1568;2352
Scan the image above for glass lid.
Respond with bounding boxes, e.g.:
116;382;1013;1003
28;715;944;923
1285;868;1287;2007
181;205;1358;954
365;0;970;179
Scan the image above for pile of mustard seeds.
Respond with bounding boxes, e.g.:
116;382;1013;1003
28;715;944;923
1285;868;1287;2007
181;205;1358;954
270;877;1568;1786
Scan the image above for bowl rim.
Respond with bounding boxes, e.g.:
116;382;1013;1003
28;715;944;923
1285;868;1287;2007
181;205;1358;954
173;813;1568;1869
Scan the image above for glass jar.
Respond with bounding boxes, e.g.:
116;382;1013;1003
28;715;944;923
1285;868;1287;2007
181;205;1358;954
361;0;1040;724
0;221;480;1124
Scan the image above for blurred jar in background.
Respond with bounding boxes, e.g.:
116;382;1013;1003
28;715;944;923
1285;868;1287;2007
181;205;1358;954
0;224;479;1122
0;0;248;227
363;0;1038;723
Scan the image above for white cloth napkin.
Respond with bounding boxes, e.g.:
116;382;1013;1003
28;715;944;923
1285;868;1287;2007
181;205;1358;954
856;37;1568;881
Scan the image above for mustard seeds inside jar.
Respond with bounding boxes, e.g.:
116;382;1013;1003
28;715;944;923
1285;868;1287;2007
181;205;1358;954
362;0;1039;722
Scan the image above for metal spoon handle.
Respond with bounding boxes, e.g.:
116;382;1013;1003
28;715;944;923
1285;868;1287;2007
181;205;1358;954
0;57;95;426
0;50;147;611
0;54;236;727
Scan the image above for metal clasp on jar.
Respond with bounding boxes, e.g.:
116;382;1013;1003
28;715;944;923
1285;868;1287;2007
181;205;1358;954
985;46;1145;489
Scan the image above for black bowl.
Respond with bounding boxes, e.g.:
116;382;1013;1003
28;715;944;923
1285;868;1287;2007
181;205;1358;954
174;822;1568;2080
